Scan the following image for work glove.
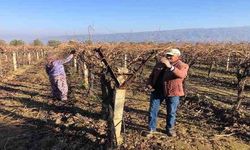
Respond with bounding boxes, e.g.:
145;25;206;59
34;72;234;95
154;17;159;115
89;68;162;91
70;49;76;54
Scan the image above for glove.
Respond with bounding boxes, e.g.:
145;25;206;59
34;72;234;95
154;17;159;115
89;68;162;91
70;49;76;54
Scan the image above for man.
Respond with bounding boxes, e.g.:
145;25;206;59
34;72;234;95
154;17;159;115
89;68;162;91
147;48;189;137
45;49;76;101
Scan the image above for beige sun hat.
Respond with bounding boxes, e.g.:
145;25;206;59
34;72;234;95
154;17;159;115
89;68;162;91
166;48;181;56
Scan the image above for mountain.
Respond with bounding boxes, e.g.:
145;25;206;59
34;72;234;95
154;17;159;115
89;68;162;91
47;26;250;43
2;26;250;43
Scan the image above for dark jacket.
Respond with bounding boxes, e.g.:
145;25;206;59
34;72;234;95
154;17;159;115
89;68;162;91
147;60;189;96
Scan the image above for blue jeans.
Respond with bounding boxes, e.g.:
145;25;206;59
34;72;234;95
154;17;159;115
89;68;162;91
148;92;180;131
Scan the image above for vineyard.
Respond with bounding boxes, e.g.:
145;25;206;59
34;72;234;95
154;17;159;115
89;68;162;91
0;45;51;76
0;42;249;150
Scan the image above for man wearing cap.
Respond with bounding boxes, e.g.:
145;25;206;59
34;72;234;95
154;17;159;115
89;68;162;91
147;48;189;137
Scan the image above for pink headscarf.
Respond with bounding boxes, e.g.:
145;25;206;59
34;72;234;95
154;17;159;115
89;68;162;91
46;52;57;64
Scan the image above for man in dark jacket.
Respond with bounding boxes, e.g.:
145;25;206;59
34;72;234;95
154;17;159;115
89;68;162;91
147;48;189;137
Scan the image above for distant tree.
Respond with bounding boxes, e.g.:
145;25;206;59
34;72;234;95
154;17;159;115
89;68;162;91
68;40;78;45
0;39;7;46
9;39;25;46
84;39;93;45
47;40;61;47
32;39;43;46
147;41;155;45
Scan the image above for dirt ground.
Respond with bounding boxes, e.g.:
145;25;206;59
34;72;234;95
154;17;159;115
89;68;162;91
0;59;249;150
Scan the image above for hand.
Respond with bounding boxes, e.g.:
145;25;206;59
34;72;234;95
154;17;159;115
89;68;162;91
160;57;172;68
70;49;76;54
145;85;154;92
147;84;153;89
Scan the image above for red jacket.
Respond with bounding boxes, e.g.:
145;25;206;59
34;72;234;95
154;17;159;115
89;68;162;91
147;60;189;96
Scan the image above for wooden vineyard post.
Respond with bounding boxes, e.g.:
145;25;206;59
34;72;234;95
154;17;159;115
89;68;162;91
113;88;126;145
36;51;40;61
112;69;128;146
124;54;127;68
74;57;77;72
4;54;8;62
28;52;31;65
83;62;89;88
94;48;155;147
90;72;94;90
236;78;247;110
226;52;231;71
13;52;17;71
21;52;25;66
44;51;47;57
235;61;250;110
208;60;214;77
41;49;44;58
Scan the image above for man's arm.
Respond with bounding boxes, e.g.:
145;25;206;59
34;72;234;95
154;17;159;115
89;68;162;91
172;64;189;79
160;57;189;79
147;70;154;87
147;62;161;87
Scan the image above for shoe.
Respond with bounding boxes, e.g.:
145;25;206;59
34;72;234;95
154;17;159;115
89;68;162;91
146;130;157;137
166;129;177;137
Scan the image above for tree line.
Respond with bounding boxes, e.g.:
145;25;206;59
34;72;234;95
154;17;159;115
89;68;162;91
0;39;62;47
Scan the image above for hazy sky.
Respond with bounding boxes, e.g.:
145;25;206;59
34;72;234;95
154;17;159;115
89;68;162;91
0;0;250;37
